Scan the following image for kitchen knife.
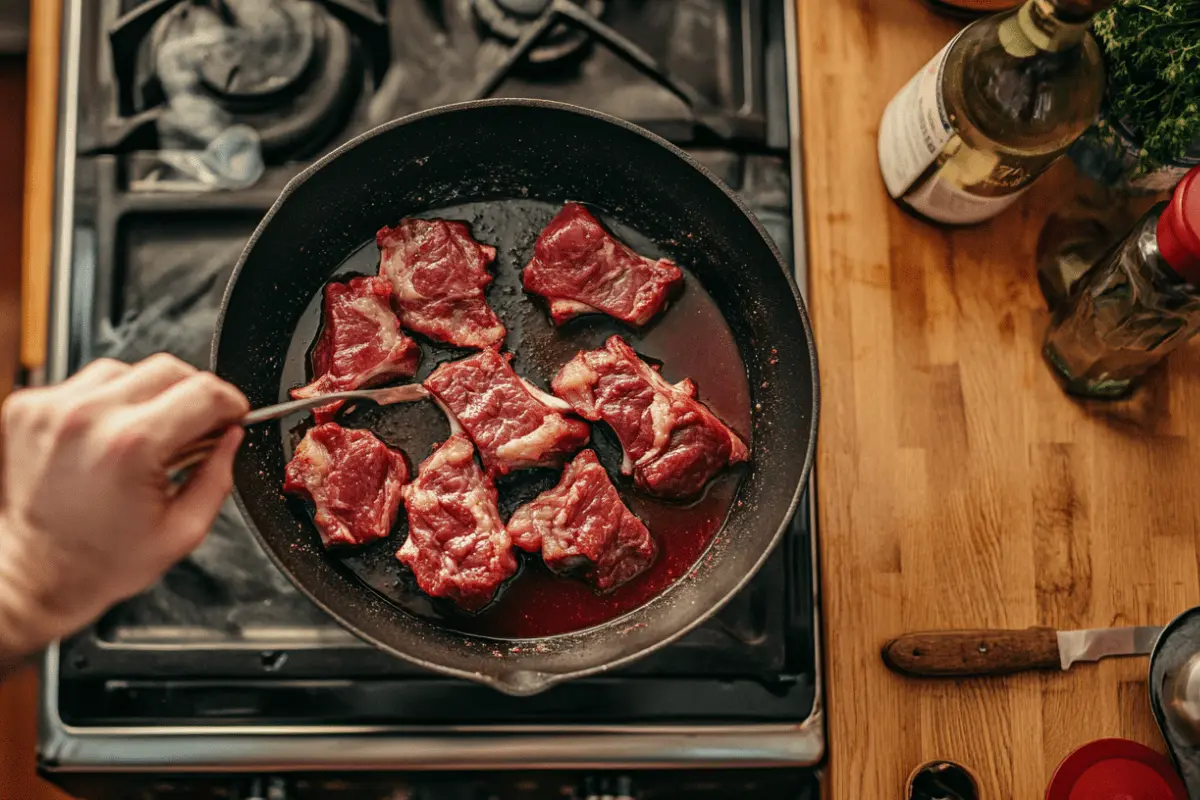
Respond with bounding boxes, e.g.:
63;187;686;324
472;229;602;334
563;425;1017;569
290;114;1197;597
882;626;1162;677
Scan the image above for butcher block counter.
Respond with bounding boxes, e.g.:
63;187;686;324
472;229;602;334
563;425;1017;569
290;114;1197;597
798;1;1200;797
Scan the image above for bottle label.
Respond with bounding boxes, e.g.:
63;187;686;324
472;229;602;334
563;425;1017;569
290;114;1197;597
903;176;1026;224
878;29;1032;224
877;35;960;199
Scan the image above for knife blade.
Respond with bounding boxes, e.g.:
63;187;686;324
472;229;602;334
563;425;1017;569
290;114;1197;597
881;625;1162;678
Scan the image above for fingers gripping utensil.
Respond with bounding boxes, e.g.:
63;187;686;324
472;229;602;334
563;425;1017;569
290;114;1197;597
167;383;429;475
883;626;1161;677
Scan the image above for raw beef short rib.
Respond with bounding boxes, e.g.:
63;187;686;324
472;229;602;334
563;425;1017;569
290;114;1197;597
508;449;656;592
377;218;506;349
397;433;517;611
283;423;409;549
522;203;683;326
424;349;590;477
552;335;749;499
290;276;420;423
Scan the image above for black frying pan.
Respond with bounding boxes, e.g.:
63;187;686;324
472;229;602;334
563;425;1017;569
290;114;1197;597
213;99;818;695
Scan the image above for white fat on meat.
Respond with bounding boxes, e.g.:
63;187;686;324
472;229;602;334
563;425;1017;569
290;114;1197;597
517;374;574;413
551;335;749;499
423;349;590;476
495;413;579;464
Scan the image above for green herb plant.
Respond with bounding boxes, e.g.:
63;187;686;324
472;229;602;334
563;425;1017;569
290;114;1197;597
1092;0;1200;173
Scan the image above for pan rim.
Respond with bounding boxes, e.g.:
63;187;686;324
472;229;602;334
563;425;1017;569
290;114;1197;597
212;98;820;694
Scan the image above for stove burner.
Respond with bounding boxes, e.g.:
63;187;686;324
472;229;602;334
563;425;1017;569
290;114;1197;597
144;0;362;160
107;0;390;163
186;0;317;103
473;0;606;65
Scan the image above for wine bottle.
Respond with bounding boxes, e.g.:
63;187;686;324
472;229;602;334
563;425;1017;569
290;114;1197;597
877;0;1114;226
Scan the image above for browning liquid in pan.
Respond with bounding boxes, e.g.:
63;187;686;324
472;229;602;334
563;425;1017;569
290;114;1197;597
279;199;751;639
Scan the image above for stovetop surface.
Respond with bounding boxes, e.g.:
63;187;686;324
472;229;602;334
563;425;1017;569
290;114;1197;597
52;0;815;730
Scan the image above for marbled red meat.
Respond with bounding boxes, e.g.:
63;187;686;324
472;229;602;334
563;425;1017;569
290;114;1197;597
283;423;408;549
508;449;655;592
397;433;516;611
522;203;683;326
551;335;749;499
424;349;590;477
290;276;420;423
377;218;505;349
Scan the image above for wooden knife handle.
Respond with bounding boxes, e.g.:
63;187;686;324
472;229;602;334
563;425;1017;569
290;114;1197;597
882;628;1060;677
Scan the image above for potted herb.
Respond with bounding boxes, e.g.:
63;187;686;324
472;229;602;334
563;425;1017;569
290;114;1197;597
1070;0;1200;192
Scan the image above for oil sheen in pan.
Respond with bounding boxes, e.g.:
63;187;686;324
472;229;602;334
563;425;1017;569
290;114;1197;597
278;199;752;640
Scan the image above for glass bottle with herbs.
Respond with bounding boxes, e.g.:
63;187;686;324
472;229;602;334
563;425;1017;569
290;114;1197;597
1037;0;1199;308
1044;166;1200;397
1070;0;1200;192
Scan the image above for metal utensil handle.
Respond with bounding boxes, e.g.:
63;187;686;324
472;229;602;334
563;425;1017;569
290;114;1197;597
244;384;429;425
166;384;429;475
243;394;341;425
881;628;1060;677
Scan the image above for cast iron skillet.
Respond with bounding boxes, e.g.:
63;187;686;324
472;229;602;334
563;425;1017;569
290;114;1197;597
212;99;819;696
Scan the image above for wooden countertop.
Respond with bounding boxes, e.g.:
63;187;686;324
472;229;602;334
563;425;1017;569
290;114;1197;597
797;1;1200;797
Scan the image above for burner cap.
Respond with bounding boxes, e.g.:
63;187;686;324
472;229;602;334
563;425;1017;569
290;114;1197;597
157;0;319;103
473;0;607;65
200;0;316;101
148;0;365;162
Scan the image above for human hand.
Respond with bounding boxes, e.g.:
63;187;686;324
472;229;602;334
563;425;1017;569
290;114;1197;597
0;355;249;666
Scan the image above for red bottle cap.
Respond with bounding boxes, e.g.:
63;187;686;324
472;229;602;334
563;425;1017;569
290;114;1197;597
1156;165;1200;284
1045;738;1186;800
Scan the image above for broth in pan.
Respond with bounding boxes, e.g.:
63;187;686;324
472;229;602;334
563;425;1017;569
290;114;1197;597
278;199;751;639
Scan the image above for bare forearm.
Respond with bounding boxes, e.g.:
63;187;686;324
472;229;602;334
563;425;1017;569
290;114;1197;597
0;520;50;677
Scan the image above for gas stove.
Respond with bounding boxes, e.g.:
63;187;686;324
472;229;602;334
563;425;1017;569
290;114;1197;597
39;1;821;798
